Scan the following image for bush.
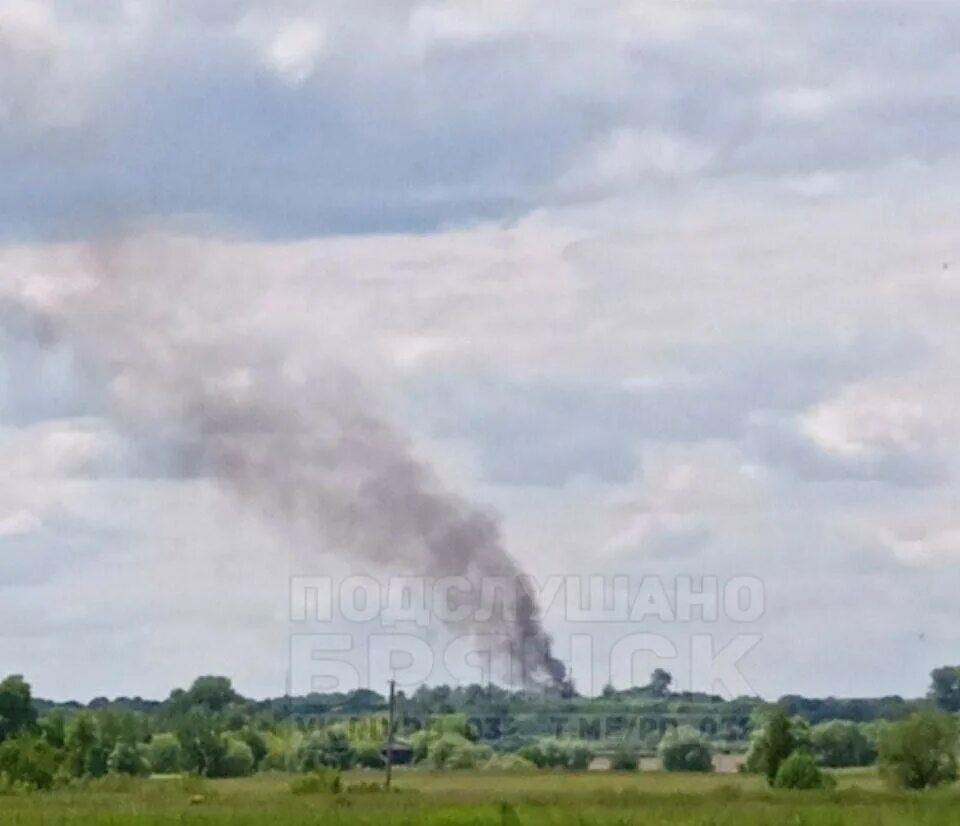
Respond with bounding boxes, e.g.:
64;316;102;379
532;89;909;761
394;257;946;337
298;727;355;771
811;721;876;768
147;733;183;775
0;733;59;790
879;711;958;790
107;742;151;777
774;752;835;790
261;732;299;772
446;742;492;770
290;768;342;795
354;742;385;769
610;747;639;771
425;732;490;769
519;738;595;770
658;726;713;773
237;728;268;768
214;737;255;778
0;774;34;796
483;753;535;771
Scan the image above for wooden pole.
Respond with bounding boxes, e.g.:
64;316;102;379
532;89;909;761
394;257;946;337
385;679;396;790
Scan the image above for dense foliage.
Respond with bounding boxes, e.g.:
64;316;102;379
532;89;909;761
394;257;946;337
879;712;958;790
773;752;834;790
657;726;713;772
2;666;958;790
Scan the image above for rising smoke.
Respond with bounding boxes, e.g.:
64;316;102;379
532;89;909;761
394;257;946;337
9;234;568;688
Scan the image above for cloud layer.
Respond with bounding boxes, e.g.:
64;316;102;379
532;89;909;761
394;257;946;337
2;0;960;700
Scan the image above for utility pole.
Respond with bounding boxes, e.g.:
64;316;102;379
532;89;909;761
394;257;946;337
385;679;396;790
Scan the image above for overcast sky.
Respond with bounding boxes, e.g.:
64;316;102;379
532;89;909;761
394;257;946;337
2;0;960;702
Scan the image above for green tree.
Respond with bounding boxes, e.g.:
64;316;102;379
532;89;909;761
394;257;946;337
774;751;834;789
39;712;67;749
214;737;255;778
147;733;184;774
428;714;479;742
658;725;713;772
297;726;356;771
0;732;59;790
0;675;38;743
928;666;960;713
108;741;151;776
879;711;959;789
811;721;876;767
238;727;268;768
176;711;227;776
184;676;240;713
746;706;795;785
64;713;99;777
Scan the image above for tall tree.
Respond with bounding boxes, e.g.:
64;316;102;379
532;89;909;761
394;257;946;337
928;666;960;713
0;675;38;743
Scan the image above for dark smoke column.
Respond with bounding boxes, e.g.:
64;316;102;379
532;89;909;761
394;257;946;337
27;244;568;689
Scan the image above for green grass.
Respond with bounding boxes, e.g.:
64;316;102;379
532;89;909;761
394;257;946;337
1;769;959;825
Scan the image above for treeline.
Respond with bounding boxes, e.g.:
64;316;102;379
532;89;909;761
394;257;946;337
2;666;958;791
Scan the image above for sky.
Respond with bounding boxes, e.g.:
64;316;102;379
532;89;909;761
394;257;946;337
2;0;960;703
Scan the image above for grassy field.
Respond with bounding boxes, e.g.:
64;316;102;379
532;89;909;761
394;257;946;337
2;769;960;825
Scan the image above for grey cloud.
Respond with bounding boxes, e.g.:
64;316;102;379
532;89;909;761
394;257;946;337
0;510;117;589
406;331;920;486
3;2;960;238
0;302;100;425
748;412;946;487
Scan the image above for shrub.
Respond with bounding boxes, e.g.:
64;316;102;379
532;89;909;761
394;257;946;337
237;728;268;769
346;781;387;793
483;753;535;771
107;742;151;777
811;721;876;768
354;742;385;769
0;774;34;796
445;742;492;770
298;727;355;771
261;732;299;772
658;726;713;773
147;733;183;775
879;711;958;790
214;737;255;778
568;743;594;770
610;747;639;771
290;768;342;795
0;733;59;790
774;752;834;790
425;732;490;769
519;738;594;770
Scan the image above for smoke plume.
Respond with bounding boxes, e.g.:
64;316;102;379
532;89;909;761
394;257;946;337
12;234;567;688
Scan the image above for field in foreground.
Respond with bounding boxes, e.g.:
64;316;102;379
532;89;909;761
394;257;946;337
3;769;960;825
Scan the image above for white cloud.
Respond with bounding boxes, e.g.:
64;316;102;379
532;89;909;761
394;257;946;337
0;509;42;538
563;128;714;193
408;0;541;47
237;11;327;85
800;384;932;463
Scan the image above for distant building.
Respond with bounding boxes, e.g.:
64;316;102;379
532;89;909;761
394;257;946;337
381;739;415;765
